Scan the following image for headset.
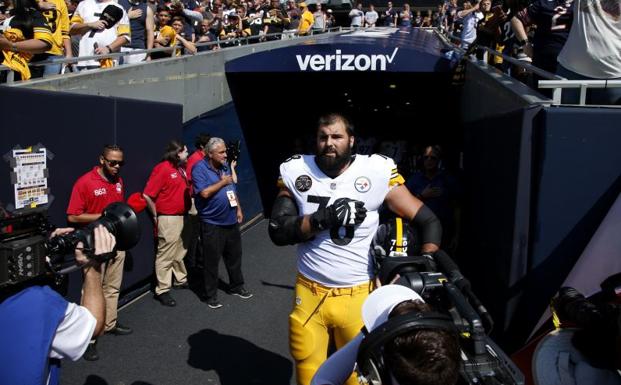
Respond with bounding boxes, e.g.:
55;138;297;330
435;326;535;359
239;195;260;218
356;311;459;385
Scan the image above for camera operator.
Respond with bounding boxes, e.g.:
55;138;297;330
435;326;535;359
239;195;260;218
311;284;461;385
0;225;115;385
532;286;621;385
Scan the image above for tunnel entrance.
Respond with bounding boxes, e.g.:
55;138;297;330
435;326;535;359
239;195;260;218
224;28;462;212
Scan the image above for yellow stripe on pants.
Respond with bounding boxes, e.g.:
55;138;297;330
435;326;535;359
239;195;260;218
289;275;372;385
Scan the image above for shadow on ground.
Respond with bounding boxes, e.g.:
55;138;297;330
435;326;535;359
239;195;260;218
188;329;293;385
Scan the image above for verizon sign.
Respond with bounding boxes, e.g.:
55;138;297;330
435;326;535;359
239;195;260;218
296;48;399;71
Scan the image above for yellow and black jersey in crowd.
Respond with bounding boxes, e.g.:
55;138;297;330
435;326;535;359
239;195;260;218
39;0;70;56
1;12;54;79
151;25;178;58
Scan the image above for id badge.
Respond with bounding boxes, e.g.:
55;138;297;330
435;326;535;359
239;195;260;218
226;190;238;207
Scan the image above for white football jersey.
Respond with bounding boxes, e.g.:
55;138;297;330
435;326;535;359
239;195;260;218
278;154;404;287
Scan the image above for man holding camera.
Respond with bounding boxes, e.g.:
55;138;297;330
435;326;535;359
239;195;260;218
0;226;115;385
268;113;442;385
310;284;461;385
192;137;251;309
66;144;132;361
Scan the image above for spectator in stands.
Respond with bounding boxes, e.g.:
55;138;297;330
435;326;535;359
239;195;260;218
152;6;173;59
383;1;397;26
219;11;241;46
171;16;196;53
298;2;313;35
433;4;448;31
243;0;265;42
511;0;573;77
0;0;53;81
399;3;412;26
143;140;191;308
283;0;300;38
364;4;378;27
192;137;252;309
446;0;458;33
118;0;154;64
196;18;219;50
422;9;434;26
66;144;133;361
325;8;335;28
34;0;73;77
263;0;289;40
555;0;620;105
311;3;326;33
457;1;483;49
70;0;130;70
349;2;364;27
414;10;422;26
405;145;460;254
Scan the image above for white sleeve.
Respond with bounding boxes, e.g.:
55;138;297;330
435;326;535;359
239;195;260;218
49;302;97;361
311;333;364;385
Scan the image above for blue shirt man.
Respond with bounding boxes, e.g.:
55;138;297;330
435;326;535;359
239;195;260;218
191;137;252;309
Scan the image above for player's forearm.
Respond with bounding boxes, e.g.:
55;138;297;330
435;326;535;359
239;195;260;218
510;16;528;41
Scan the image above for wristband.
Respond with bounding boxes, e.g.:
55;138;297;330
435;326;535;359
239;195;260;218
11;43;17;52
106;45;112;53
516;38;529;47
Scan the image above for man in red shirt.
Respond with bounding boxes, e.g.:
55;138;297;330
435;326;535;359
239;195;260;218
66;144;132;361
143;140;191;307
185;133;210;273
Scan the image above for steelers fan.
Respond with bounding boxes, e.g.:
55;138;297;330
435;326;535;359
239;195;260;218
268;113;442;385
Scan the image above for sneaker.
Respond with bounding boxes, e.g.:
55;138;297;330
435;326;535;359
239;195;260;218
83;341;99;361
107;322;133;336
206;298;223;309
230;287;253;299
155;292;177;307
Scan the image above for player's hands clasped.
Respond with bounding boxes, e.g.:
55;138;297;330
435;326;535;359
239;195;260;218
311;198;367;230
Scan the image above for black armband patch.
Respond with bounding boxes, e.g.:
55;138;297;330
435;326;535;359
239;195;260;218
268;194;305;246
411;205;442;246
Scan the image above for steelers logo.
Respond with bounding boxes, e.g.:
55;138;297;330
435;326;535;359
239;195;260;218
354;176;372;193
295;175;312;192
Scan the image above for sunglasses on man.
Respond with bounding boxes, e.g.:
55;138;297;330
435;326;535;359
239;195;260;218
104;158;125;167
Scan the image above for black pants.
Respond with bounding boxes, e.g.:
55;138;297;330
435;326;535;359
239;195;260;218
201;222;244;299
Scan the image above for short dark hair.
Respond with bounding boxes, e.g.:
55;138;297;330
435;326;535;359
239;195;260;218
102;144;123;157
317;113;355;136
162;139;185;167
384;300;461;385
195;133;211;150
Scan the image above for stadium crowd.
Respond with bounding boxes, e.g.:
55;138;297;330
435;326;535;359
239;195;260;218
1;0;620;103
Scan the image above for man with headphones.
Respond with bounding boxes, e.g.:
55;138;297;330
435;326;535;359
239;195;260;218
311;284;461;385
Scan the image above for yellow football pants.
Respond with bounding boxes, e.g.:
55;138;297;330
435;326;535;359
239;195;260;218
289;274;372;385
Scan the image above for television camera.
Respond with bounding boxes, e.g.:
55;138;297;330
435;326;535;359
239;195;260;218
367;217;525;385
0;202;140;289
226;140;242;163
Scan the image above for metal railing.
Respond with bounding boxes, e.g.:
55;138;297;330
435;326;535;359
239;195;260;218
0;26;344;84
538;79;621;106
447;34;621;107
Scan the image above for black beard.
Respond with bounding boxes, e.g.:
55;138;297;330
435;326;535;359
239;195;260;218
315;147;352;177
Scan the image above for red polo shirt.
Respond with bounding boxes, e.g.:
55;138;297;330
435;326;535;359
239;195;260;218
186;150;205;195
144;161;190;215
67;167;124;216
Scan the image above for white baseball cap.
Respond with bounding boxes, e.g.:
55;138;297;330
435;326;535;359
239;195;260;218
362;285;424;332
